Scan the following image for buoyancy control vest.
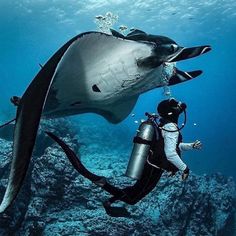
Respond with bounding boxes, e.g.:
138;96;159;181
149;121;183;173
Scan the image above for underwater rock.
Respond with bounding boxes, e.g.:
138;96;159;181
0;119;235;235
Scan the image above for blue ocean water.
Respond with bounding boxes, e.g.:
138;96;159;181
0;0;235;184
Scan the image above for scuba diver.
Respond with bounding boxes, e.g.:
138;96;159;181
46;98;202;217
154;98;202;180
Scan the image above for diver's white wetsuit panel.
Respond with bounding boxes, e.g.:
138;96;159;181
161;123;192;171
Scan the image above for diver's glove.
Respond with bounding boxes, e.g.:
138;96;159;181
192;140;202;150
182;166;190;181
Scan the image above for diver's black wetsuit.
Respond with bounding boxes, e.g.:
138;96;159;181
107;122;182;205
46;120;182;209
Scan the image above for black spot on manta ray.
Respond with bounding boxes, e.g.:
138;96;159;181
92;84;101;92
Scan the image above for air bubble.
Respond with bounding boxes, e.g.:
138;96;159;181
94;12;119;34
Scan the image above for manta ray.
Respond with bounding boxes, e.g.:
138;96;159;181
0;29;211;213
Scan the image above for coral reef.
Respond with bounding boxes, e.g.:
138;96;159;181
0;119;235;235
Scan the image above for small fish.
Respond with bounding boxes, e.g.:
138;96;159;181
119;25;128;31
95;15;105;20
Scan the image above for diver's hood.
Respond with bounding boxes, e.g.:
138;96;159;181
157;98;186;123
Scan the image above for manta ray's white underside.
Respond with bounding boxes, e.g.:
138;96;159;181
43;33;170;123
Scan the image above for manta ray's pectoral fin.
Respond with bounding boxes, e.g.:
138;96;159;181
168;68;202;86
137;56;162;68
110;29;125;39
0;32;78;213
99;95;139;124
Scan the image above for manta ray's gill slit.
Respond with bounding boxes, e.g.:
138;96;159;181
120;72;142;88
108;63;117;78
120;60;130;78
121;78;137;88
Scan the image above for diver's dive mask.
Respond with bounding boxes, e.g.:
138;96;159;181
168;98;187;116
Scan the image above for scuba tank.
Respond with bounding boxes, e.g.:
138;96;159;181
126;113;158;180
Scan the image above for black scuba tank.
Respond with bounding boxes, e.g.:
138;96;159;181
125;121;156;180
